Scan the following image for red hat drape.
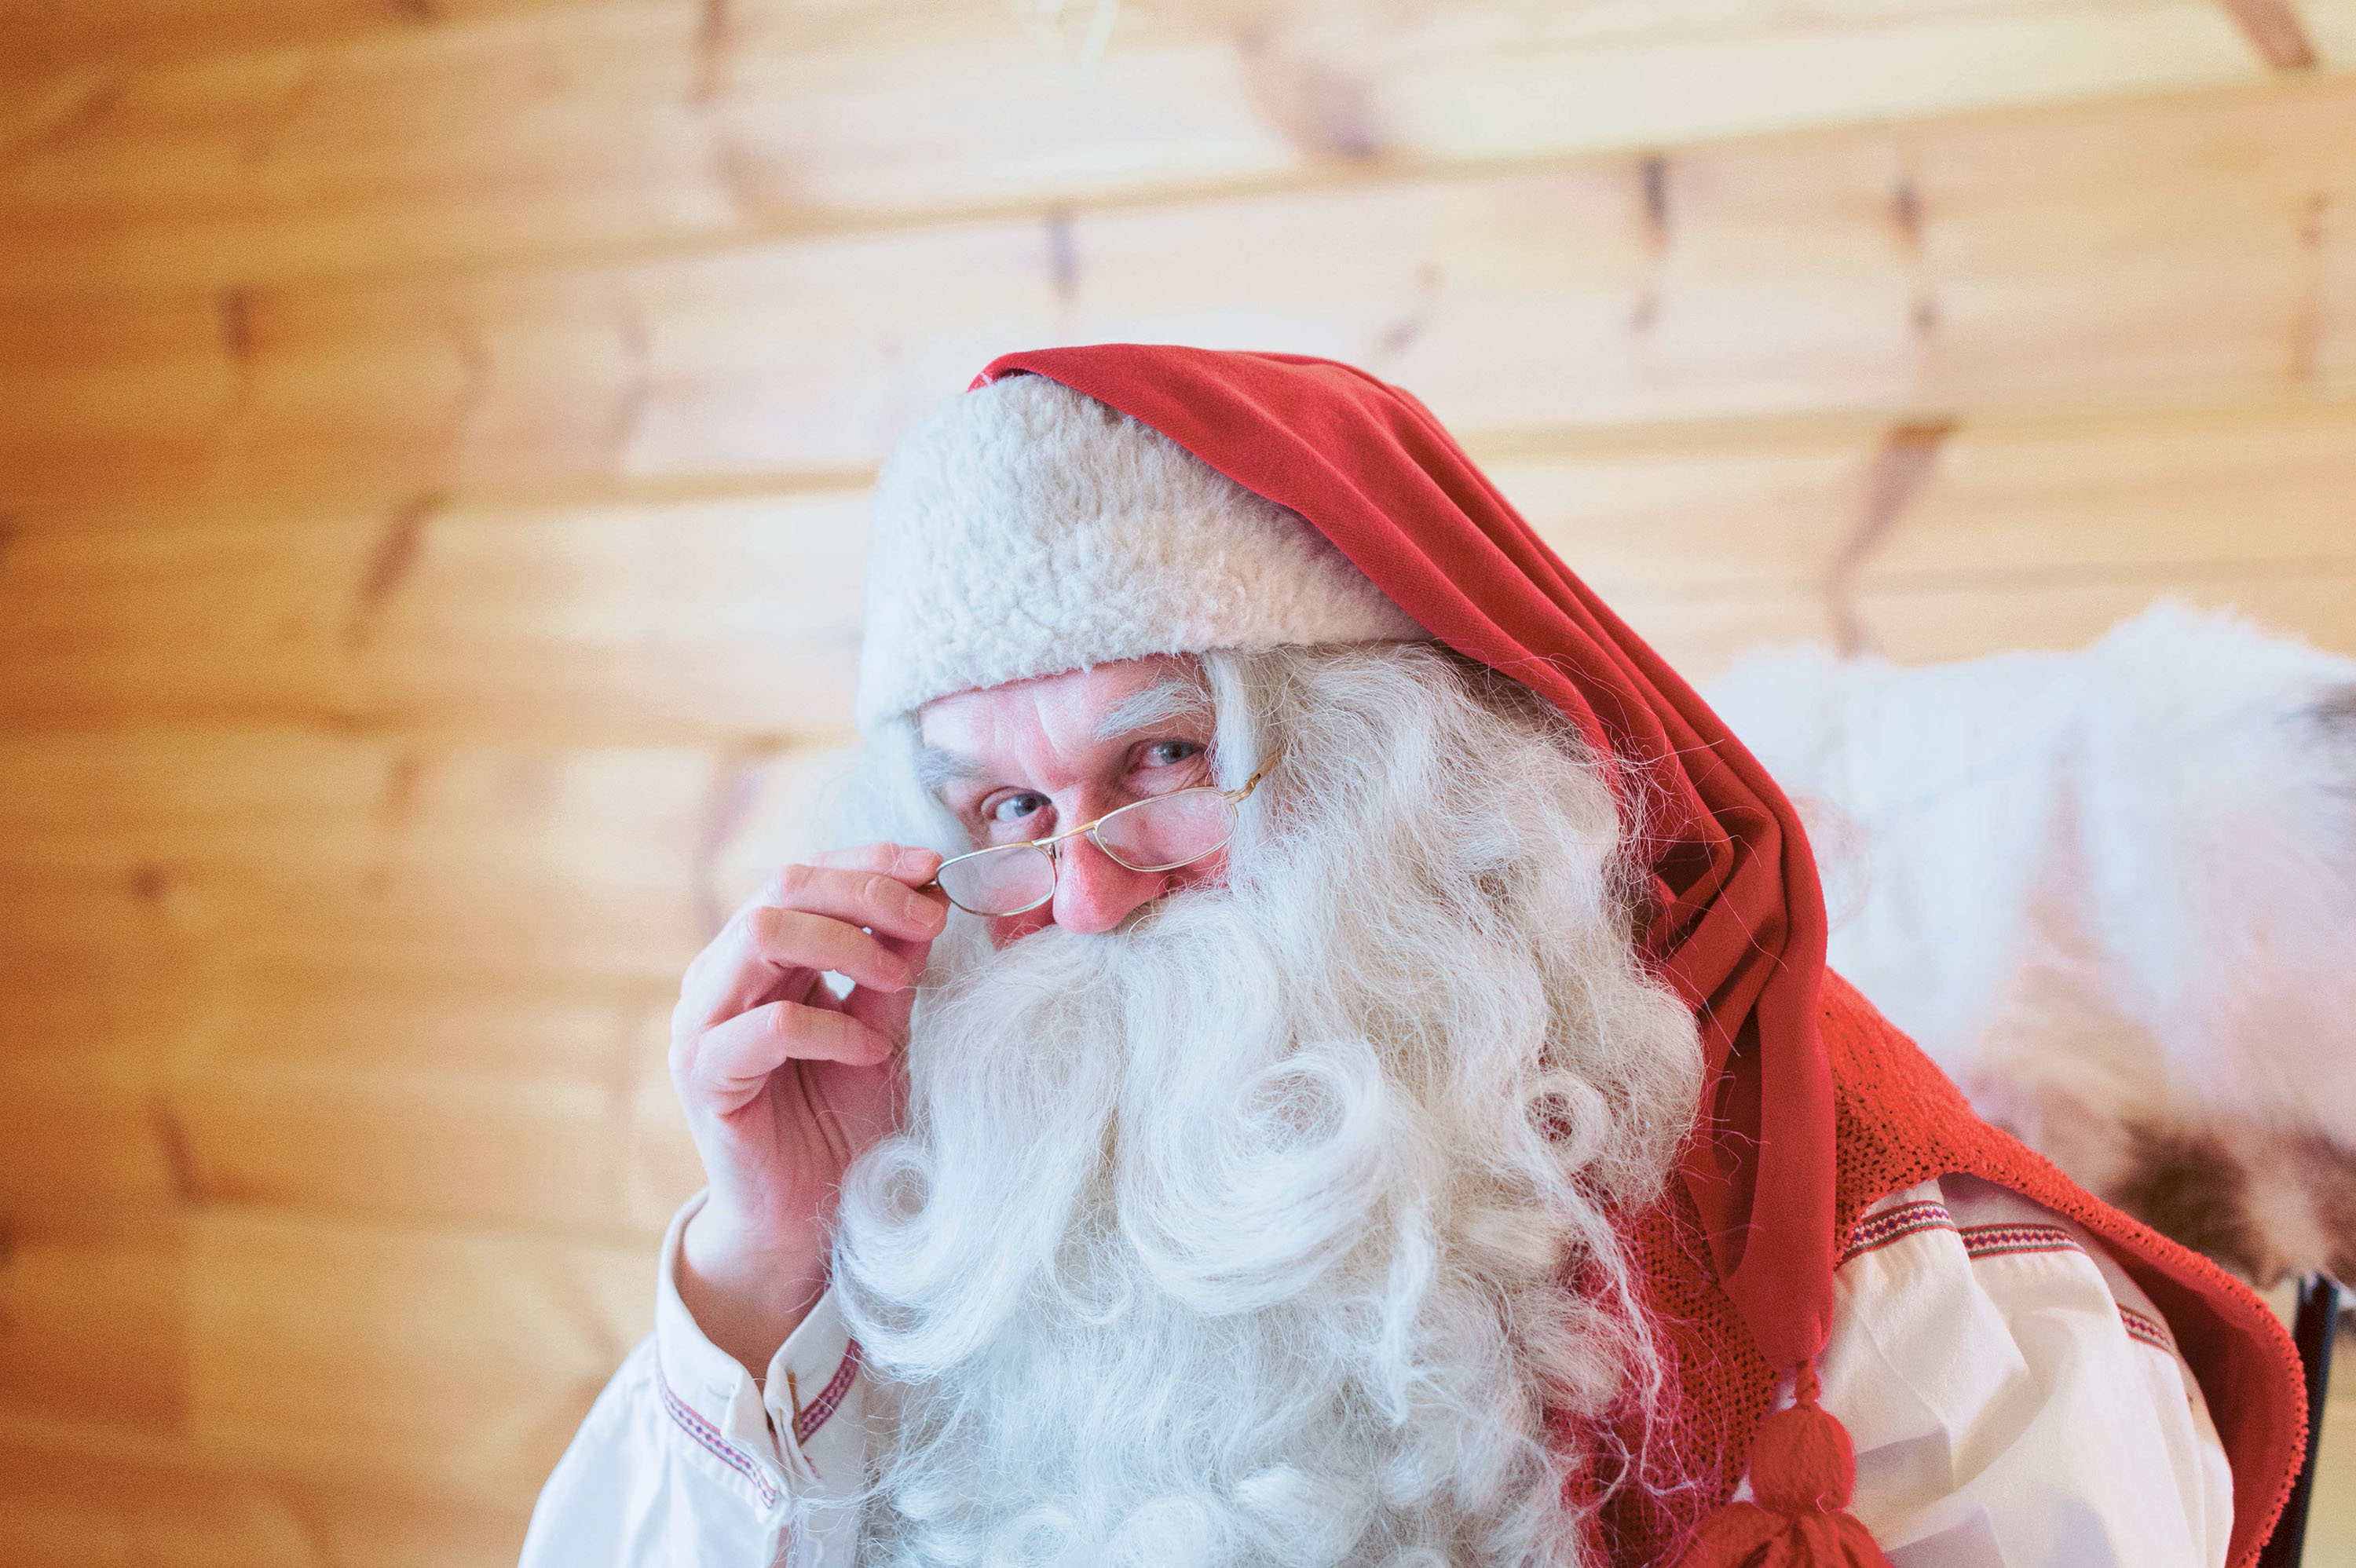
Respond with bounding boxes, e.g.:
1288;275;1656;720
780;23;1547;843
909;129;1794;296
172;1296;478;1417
976;344;1836;1372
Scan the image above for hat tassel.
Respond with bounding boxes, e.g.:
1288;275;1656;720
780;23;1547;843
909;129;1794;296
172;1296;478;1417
1670;1362;1895;1568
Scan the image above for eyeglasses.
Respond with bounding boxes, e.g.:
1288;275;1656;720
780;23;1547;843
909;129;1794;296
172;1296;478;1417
925;760;1275;917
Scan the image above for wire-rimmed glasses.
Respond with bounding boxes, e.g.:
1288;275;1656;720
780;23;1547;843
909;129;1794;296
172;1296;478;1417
925;760;1275;917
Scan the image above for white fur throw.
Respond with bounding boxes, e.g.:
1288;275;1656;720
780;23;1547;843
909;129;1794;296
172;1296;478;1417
854;374;1421;729
1707;604;2356;1283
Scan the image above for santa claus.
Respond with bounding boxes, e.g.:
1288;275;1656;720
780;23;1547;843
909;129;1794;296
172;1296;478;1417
522;347;2304;1568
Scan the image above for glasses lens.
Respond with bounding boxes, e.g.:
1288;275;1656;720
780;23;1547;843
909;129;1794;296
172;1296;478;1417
1092;789;1238;872
935;843;1055;916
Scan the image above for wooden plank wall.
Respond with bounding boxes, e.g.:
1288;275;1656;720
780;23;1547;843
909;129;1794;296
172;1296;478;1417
5;2;2354;1561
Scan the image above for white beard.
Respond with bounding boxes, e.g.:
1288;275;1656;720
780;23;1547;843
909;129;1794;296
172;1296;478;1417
829;644;1704;1568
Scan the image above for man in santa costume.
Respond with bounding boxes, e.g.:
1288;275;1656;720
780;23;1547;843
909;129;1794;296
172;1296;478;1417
522;346;2304;1568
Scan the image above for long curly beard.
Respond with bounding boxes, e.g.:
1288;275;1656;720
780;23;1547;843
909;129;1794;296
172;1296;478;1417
827;643;1703;1568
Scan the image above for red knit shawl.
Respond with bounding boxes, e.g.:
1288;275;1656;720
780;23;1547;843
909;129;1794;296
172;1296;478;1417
975;345;1835;1372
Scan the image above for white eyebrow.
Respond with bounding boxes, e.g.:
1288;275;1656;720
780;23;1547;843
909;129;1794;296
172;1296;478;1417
1092;674;1213;743
914;745;983;794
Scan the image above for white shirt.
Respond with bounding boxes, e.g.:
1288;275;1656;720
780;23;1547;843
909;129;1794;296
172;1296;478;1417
520;1175;2232;1568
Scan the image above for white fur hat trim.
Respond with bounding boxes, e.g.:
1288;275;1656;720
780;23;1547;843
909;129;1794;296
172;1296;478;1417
854;373;1423;729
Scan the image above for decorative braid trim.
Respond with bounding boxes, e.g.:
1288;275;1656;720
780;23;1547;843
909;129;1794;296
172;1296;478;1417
1839;1199;1958;1265
2120;1304;2178;1356
1957;1221;2084;1260
655;1349;781;1508
1842;1205;2179;1356
793;1339;864;1446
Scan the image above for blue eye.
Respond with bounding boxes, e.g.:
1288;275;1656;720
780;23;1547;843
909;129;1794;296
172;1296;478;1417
1142;740;1202;768
990;791;1049;825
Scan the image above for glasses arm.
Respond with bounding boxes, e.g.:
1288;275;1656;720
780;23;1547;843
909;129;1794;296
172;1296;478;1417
1223;755;1279;803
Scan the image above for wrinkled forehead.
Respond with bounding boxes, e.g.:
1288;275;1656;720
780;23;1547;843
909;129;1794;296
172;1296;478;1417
913;656;1214;788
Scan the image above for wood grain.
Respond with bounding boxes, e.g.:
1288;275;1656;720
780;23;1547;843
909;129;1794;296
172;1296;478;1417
0;1433;318;1568
5;403;2348;736
0;1426;541;1568
9;0;2356;1540
0;1211;642;1551
0;0;575;92
0;489;872;738
163;971;680;1232
185;1210;646;1499
0;1219;189;1434
0;733;733;978
0;0;2293;294
12;75;2354;509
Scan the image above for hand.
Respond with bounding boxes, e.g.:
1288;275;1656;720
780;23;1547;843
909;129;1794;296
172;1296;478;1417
668;842;949;1376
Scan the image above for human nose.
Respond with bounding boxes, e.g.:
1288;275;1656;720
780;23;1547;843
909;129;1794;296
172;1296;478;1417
1048;831;1171;935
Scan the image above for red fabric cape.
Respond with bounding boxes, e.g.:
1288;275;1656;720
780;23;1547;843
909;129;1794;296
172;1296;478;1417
975;344;1835;1372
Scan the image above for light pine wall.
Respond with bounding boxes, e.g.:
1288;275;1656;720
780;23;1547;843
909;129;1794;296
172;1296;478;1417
3;2;2354;1562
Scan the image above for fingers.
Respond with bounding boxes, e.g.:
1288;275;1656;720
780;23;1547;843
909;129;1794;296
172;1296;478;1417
764;857;948;944
807;844;950;931
680;1000;895;1113
748;905;915;989
683;908;913;1032
681;844;951;1026
807;842;942;878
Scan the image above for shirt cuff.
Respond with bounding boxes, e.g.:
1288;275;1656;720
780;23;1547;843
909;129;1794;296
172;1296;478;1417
655;1190;865;1489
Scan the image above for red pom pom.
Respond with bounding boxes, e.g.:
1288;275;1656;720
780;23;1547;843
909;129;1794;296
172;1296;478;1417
1667;1361;1893;1568
1747;1400;1857;1516
1672;1502;1891;1568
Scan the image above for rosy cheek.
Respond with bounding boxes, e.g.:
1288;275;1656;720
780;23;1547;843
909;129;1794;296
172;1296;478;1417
1165;850;1230;897
986;907;1055;948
